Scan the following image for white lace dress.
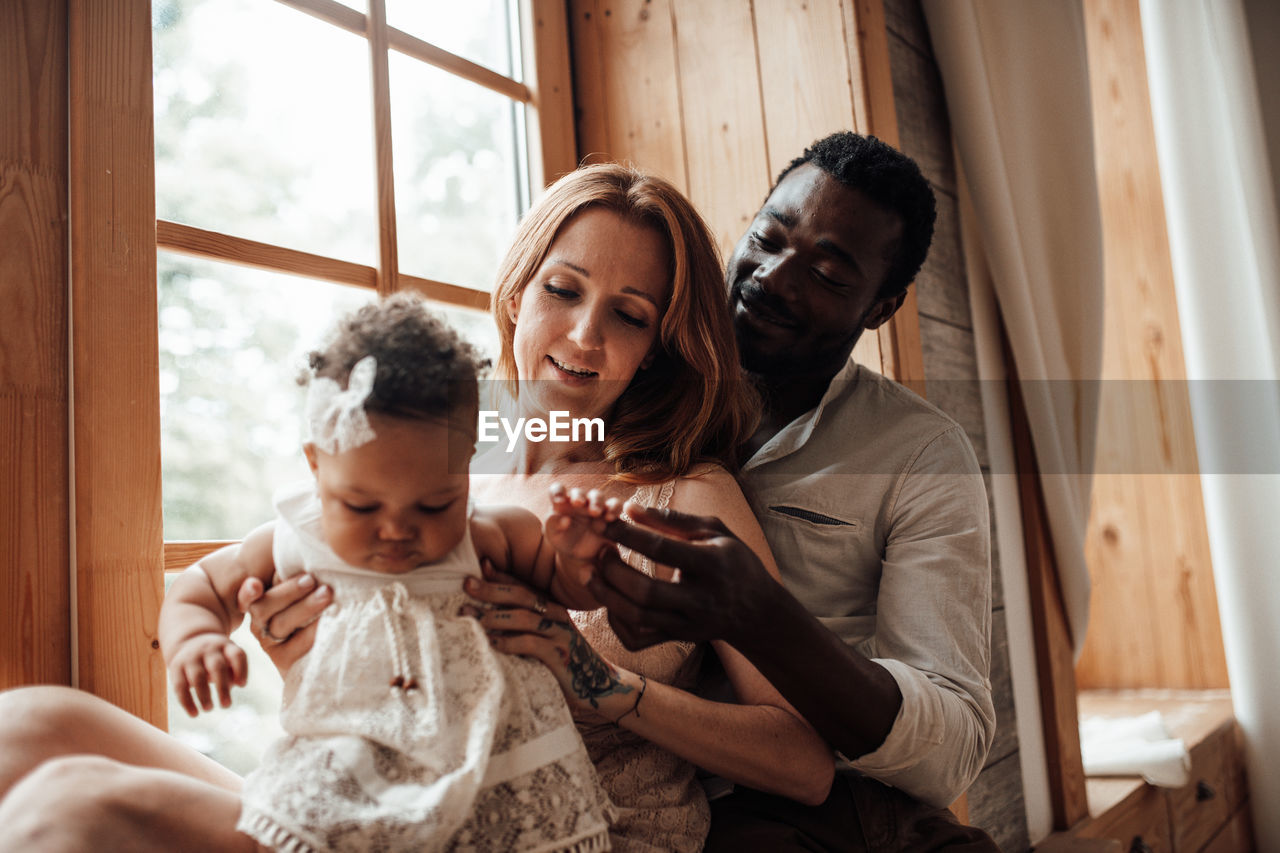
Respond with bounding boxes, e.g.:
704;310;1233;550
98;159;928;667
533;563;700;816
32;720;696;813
237;481;613;853
571;480;710;852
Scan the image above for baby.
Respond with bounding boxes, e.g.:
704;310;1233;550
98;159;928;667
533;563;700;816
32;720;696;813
159;293;614;852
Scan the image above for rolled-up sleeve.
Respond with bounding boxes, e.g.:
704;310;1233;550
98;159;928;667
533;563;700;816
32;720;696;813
847;426;996;808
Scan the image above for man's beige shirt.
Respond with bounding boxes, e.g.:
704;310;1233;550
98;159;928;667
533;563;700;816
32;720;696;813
741;359;996;808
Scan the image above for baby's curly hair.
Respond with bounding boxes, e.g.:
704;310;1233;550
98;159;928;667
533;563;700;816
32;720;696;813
303;292;488;421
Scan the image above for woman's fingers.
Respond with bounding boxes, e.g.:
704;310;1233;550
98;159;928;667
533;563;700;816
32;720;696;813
477;604;571;637
464;576;570;622
243;574;332;647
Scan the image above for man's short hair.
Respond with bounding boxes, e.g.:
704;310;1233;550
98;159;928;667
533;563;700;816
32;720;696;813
774;132;936;299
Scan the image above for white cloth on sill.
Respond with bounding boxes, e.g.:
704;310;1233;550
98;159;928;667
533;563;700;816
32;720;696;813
1080;710;1191;788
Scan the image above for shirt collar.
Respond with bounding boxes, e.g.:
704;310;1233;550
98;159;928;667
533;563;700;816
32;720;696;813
743;357;863;471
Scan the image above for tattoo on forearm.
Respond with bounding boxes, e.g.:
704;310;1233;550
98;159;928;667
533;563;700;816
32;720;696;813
567;632;633;708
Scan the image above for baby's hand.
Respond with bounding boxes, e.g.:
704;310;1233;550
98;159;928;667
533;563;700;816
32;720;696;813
167;633;249;717
546;484;623;586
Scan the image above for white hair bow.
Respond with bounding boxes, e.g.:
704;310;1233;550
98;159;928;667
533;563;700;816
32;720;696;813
306;355;378;454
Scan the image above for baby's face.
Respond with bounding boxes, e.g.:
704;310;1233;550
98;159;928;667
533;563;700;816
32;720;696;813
306;412;476;573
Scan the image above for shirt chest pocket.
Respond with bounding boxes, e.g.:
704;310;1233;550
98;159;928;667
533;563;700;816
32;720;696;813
763;503;877;603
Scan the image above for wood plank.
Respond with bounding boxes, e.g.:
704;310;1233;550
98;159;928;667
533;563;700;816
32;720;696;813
69;0;165;724
567;0;611;164
571;0;688;189
1201;804;1256;853
0;0;71;690
521;0;578;187
367;0;398;296
1075;783;1172;851
843;0;924;387
399;274;491;312
670;0;770;257
967;749;1032;852
386;26;530;104
163;541;238;573
1077;0;1228;691
1007;337;1089;830
157;220;378;290
754;0;856;181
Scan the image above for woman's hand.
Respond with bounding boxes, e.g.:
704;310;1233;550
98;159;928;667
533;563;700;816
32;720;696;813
463;561;643;727
236;573;332;677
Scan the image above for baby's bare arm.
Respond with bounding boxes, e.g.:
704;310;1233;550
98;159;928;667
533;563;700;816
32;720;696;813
473;504;600;611
158;523;276;716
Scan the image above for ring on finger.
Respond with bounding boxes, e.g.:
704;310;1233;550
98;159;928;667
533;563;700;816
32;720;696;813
255;622;290;645
532;596;548;615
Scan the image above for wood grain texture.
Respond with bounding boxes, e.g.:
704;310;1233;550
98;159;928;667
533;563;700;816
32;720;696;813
966;750;1031;853
1077;0;1228;691
157;220;378;289
567;0;688;189
1;0;71;689
69;0;165;723
367;0;399;296
163;542;238;573
521;0;578;187
670;0;769;257
1009;358;1089;830
754;0;855;181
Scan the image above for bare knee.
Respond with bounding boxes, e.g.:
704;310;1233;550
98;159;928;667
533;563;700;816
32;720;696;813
0;755;144;852
0;685;103;746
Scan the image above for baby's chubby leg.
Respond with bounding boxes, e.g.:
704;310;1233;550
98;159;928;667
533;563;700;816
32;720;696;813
544;483;624;586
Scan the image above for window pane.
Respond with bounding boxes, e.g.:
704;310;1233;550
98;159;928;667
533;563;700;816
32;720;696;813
153;0;377;265
386;0;517;78
166;570;284;776
391;54;522;291
158;253;375;541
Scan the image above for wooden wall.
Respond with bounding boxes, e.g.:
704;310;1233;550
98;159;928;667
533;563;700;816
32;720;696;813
881;2;1029;848
569;0;903;375
568;1;1028;847
1077;0;1229;690
1;0;72;689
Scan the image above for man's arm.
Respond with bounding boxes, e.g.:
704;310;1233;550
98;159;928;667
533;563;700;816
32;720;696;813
592;427;994;806
591;506;902;760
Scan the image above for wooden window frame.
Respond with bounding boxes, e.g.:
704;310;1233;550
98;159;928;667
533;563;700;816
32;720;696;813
68;0;576;725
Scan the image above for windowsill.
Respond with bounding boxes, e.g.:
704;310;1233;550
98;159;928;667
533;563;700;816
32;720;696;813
1037;688;1253;853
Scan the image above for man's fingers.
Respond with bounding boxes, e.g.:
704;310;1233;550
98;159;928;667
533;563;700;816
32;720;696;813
602;517;715;570
619;503;727;539
590;548;696;610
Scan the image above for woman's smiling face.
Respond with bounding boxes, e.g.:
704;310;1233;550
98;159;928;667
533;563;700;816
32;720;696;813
508;207;670;422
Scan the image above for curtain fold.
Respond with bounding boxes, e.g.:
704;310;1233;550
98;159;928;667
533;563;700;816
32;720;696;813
920;0;1104;655
1139;2;1280;847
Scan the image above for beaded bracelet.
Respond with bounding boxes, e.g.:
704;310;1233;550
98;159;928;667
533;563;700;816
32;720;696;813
614;674;647;725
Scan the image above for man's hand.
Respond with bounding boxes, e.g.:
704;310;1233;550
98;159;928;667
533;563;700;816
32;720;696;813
237;573;331;676
167;633;248;717
589;503;782;651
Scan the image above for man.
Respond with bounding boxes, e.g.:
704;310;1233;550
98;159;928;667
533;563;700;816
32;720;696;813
587;132;998;850
245;132;998;849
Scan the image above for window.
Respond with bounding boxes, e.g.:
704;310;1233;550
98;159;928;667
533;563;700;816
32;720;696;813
59;0;572;732
149;0;572;769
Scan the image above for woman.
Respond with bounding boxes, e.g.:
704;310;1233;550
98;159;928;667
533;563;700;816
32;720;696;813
0;165;833;851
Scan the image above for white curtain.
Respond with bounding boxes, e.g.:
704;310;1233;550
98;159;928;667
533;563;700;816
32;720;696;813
920;0;1103;655
1140;2;1280;848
